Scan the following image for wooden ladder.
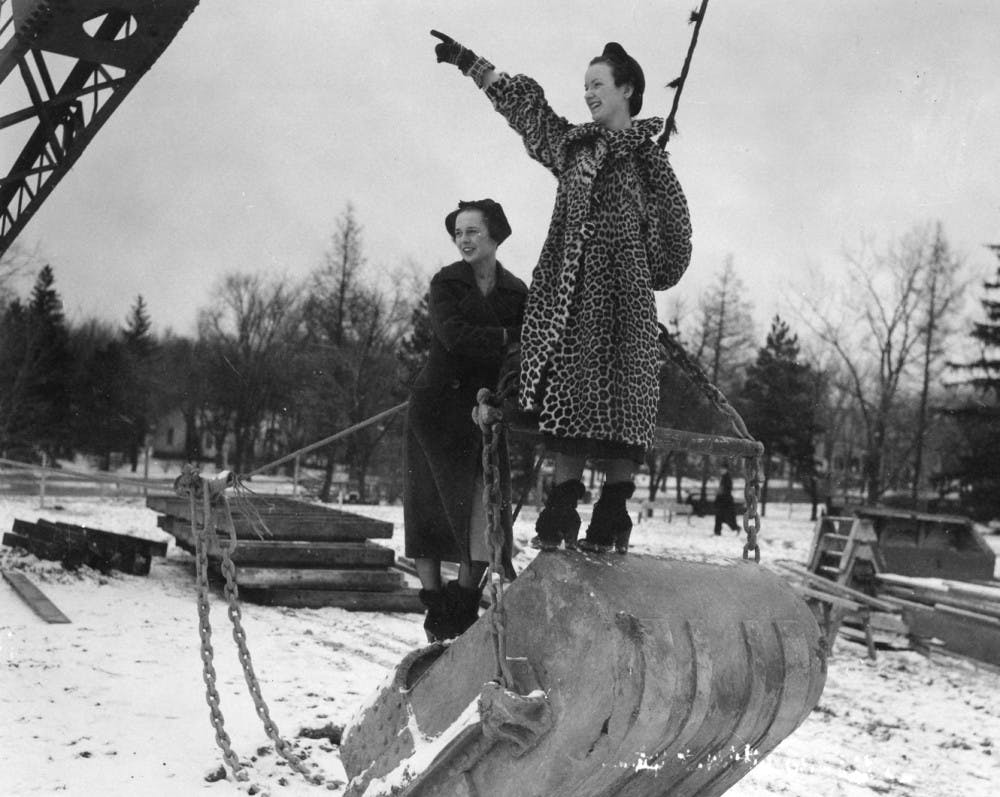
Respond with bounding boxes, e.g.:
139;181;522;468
805;514;883;656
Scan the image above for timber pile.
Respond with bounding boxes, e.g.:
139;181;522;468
776;559;1000;666
874;573;1000;666
147;494;423;612
3;518;167;576
773;561;908;659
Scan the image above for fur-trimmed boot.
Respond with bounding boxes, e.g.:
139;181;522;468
530;479;586;551
579;481;635;555
445;580;482;637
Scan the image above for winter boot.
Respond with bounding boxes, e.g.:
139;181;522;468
419;588;453;643
579;481;635;555
531;479;586;551
444;580;482;636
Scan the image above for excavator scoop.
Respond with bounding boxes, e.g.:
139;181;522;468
341;551;826;797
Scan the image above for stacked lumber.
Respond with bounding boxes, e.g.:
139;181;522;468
773;561;908;658
147;494;423;612
874;573;1000;666
2;518;167;576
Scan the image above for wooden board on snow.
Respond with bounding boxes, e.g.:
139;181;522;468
2;570;71;623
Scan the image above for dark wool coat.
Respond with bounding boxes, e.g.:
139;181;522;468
486;73;693;454
403;261;527;571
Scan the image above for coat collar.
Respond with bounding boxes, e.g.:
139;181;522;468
435;260;527;294
563;116;664;158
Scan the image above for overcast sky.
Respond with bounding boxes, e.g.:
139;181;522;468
5;0;999;337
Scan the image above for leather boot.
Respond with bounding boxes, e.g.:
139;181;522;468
445;580;482;636
580;481;635;555
419;588;452;642
531;479;586;551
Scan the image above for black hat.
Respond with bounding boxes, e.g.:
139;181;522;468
444;199;512;245
600;42;645;116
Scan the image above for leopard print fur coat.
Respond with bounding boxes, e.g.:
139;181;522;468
486;73;693;453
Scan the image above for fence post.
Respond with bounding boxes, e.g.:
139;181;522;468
39;452;47;508
293;455;300;497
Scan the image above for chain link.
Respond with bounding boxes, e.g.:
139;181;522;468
190;488;247;781
475;388;515;689
216;492;322;784
658;325;764;562
741;455;762;562
178;465;325;786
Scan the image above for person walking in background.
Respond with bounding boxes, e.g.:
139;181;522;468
431;32;693;555
404;200;527;642
714;464;739;536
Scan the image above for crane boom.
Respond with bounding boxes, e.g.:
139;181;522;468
0;0;200;257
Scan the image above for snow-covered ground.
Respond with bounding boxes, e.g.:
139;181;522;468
2;491;999;797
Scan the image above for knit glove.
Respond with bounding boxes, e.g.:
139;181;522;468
430;30;495;88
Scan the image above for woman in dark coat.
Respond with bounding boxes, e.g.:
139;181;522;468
431;33;693;554
404;199;527;642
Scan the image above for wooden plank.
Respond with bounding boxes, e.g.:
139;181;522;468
933;603;1000;628
3;531;62;560
879;584;1000;620
240;586;425;612
5;524;87;567
792;585;861;611
51;521;168;558
147;494;395;539
2;570;71;623
165;525;396;567
234;567;404;590
838;624;911;651
773;562;898;612
163;513;390;541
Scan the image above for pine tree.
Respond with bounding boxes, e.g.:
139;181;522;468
121;295;157;470
0;266;73;457
740;316;822;516
946;244;1000;521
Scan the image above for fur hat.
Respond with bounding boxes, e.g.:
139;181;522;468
600;42;645;116
444;199;512;245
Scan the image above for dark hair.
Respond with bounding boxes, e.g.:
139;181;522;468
444;199;512;245
589;42;645;116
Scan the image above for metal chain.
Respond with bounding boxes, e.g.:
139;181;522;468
216;492;322;785
658;325;765;562
475;388;515;689
190;488;247;781
741;456;762;562
178;465;324;786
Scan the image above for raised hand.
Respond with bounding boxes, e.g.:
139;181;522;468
430;29;465;66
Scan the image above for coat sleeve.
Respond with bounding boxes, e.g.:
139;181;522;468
430;279;505;360
642;146;694;291
485;73;572;177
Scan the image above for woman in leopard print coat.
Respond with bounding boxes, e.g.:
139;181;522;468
432;33;693;554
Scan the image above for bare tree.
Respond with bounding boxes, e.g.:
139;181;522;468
301;205;414;501
911;223;966;500
684;255;757;499
197;272;305;472
800;224;957;503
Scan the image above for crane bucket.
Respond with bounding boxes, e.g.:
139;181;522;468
341;552;826;797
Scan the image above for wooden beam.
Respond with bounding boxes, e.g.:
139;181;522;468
2;570;70;623
233;567;404;591
772;562;898;612
239;586;425;612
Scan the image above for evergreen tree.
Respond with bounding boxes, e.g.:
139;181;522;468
740;316;822;516
946;245;1000;521
0;266;72;457
121;295;157;470
71;334;132;469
